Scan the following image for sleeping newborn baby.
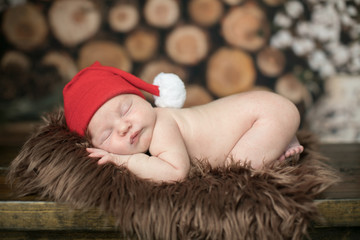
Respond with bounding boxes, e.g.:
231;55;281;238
64;62;303;183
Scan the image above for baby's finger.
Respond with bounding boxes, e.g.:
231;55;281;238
88;152;104;158
87;147;104;153
86;148;96;153
97;155;113;165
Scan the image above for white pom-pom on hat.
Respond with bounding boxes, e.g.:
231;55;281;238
153;72;186;108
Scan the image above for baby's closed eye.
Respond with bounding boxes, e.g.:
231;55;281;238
100;129;113;144
120;100;132;116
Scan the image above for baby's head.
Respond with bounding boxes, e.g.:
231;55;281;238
63;61;186;153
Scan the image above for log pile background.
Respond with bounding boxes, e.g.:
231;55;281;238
0;0;322;124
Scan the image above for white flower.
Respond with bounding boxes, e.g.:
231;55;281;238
311;23;338;42
285;1;304;19
312;4;339;27
319;61;336;78
308;50;327;71
341;14;353;27
332;45;350;67
296;21;311;37
335;0;346;12
326;43;350;67
348;57;360;73
274;12;292;28
350;25;360;39
347;6;358;16
270;30;293;49
350;43;360;58
291;38;315;56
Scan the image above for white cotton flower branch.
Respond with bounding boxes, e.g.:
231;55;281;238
285;1;304;18
270;0;360;79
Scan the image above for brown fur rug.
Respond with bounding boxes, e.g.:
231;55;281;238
7;109;339;240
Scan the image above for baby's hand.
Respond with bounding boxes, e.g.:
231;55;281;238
86;148;129;166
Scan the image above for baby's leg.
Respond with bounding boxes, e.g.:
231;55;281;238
229;93;302;169
278;136;304;161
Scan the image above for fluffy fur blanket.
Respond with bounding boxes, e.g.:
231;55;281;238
7;109;338;240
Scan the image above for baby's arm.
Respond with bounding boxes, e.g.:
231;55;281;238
88;115;190;183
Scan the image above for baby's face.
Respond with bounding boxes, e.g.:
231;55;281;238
88;94;156;155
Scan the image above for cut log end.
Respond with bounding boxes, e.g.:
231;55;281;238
221;2;269;51
108;4;139;33
144;0;180;28
184;85;214;108
49;0;101;47
257;47;285;77
207;47;256;97
166;25;209;65
77;40;132;73
1;51;31;71
188;0;224;27
125;29;159;62
222;0;245;5
262;0;286;7
275;74;312;106
42;51;78;82
2;3;48;51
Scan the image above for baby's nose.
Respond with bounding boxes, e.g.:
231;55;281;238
117;121;131;136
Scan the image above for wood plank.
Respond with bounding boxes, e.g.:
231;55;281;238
319;144;360;199
0;201;115;231
1;231;129;240
308;227;360;240
0;198;359;231
315;199;360;227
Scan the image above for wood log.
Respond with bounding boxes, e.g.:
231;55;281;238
262;0;286;7
139;59;187;83
0;51;30;101
221;2;269;52
42;51;78;82
2;3;48;51
108;3;139;33
166;25;209;65
206;47;255;97
48;0;101;47
222;0;245;6
275;73;312;106
1;51;31;72
144;0;180;28
77;40;132;72
139;59;187;100
188;0;224;27
125;28;159;62
183;85;214;108
256;46;285;77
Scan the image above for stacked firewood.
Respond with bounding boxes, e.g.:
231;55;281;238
0;0;311;112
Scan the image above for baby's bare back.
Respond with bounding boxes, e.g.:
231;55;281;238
172;93;258;166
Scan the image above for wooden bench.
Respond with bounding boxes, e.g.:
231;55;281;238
0;144;359;239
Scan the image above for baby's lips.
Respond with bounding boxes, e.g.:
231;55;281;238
130;130;140;144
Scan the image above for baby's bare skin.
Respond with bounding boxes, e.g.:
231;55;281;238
87;91;304;182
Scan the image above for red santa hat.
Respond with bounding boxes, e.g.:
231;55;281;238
63;61;186;136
